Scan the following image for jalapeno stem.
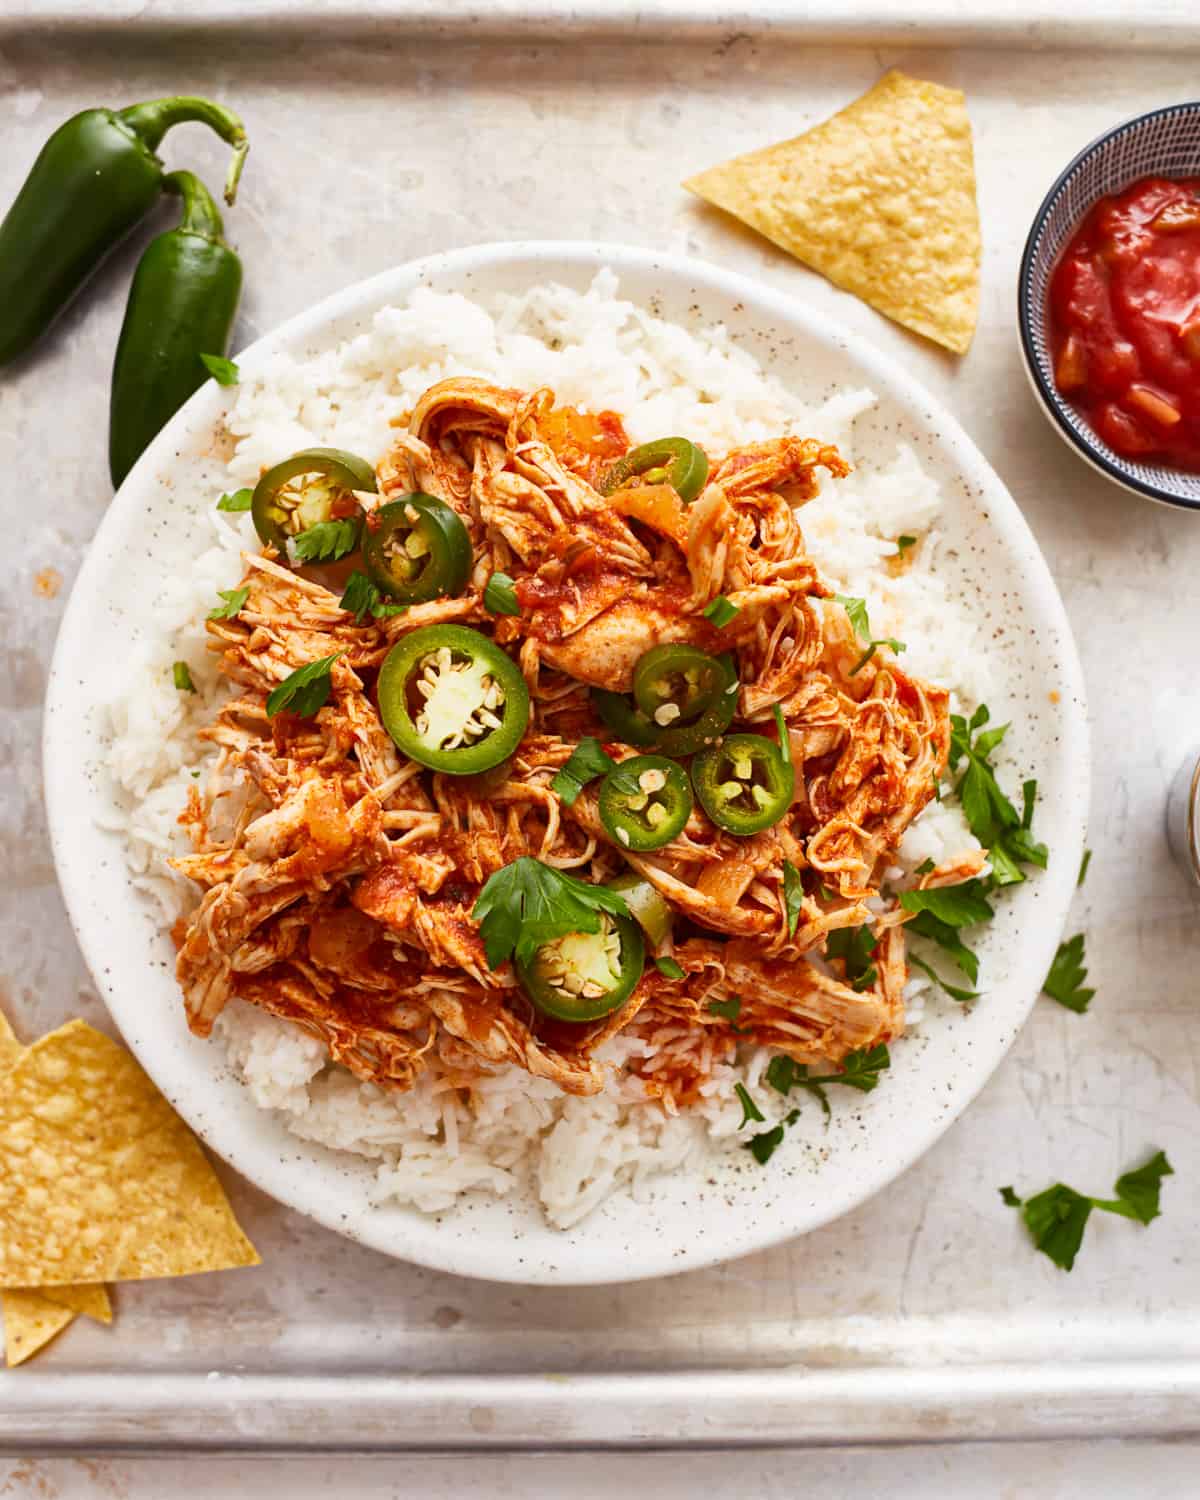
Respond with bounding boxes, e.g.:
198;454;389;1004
162;170;226;243
118;96;250;204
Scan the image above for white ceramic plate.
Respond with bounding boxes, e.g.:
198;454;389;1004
44;242;1089;1286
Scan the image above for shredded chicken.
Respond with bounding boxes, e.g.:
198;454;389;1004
172;377;953;1105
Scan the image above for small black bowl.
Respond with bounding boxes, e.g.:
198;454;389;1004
1018;102;1200;512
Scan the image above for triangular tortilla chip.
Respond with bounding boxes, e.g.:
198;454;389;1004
0;1010;20;1071
2;1288;76;1367
39;1283;113;1323
0;1020;259;1287
684;71;981;354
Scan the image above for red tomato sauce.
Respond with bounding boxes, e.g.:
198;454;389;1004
1049;175;1200;469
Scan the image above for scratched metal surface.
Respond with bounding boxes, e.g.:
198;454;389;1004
1;22;1199;1449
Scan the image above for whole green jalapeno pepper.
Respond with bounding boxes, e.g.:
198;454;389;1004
0;95;248;367
108;171;243;487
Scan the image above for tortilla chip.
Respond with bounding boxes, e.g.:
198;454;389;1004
0;1010;21;1071
0;1020;260;1287
39;1282;113;1323
684;71;981;354
2;1288;76;1367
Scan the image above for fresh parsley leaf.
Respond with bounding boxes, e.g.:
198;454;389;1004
655;956;685;980
172;661;196;693
216;487;253;512
849;636;906;678
1107;1150;1173;1225
1004;1152;1172;1271
551;738;616;807
781;860;804;938
484;572;520;616
1078;848;1092;887
834;594;870;638
1043;933;1093;1014
207;586;250;622
471;857;630;970
826;924;878;990
708;994;751;1034
338;570;406;623
759;1044;891;1130
900;880;994;928
265;652;342;720
905;910;980;984
703;594;740;629
908;953;979;1004
896;534;918;555
292;518;359;563
200;352;240;386
765;1055;803;1096
949;707;1047;887
915;858;935;876
734;1082;765;1127
744;1110;800;1165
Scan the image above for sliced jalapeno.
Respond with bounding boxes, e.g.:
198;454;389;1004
691;733;794;835
378;624;529;775
599;755;692;852
633;643;727;729
251;447;376;552
599;437;709;504
593;651;738;757
607;872;673;947
517;911;644;1023
362;493;472;604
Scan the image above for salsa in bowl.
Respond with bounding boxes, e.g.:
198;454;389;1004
1019;102;1200;510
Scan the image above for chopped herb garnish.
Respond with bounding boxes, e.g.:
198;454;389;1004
292;518;359;564
709;995;752;1034
703;594;740;629
908;953;979;1004
834;595;905;675
915;857;935;876
484;571;520;617
848;636;907;678
1078;848;1092;886
905;909;980;984
199;352;239;386
551;737;616;807
826;924;879;991
744;1110;800;1164
172;661;196;693
216;487;253;512
1002;1151;1172;1271
338;570;406;623
265;652;343;720
1043;933;1093;1013
834;594;870;637
781;860;804;938
896;534;918;555
207;586;250;622
949;706;1047;887
772;702;790;764
471;857;629;970
734;1082;765;1127
655;956;685;981
760;1044;891;1129
900;879;993;928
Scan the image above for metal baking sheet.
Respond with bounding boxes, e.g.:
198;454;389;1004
3;16;1200;1452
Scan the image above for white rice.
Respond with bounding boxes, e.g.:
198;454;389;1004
103;270;988;1229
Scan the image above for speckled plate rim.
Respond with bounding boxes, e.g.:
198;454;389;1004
44;240;1089;1286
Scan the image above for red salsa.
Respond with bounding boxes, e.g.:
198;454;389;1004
1049;175;1200;469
